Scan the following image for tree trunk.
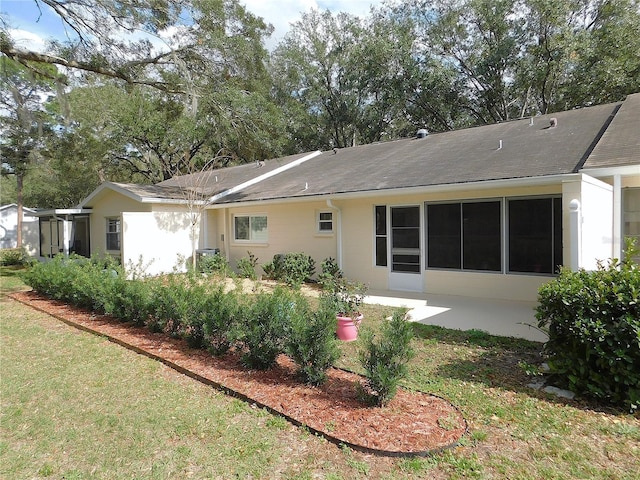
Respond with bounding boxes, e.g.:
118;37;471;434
16;172;24;248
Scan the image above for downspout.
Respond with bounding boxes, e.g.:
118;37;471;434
326;199;342;269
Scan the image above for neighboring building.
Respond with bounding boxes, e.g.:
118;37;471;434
0;204;39;255
53;93;640;303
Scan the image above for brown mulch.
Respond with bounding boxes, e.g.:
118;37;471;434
10;291;467;457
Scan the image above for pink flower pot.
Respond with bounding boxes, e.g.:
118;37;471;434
336;314;363;342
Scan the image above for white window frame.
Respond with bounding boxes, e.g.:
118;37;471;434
106;217;121;251
317;211;334;233
233;214;268;243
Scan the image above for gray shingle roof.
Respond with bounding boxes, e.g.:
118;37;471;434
582;92;640;169
156;152;314;198
109;183;188;200
219;102;622;204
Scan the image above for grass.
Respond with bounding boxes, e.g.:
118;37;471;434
2;266;640;479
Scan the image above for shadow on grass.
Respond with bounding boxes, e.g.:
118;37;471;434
0;265;29;295
410;323;548;394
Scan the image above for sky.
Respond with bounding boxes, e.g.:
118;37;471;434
1;0;385;52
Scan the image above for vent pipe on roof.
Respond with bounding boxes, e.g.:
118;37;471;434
416;128;428;139
529;117;534;126
497;139;503;150
549;118;558;128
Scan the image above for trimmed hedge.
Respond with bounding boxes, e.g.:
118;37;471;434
0;248;28;266
21;257;338;385
536;240;640;411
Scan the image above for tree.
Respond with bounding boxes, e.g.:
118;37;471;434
0;57;55;245
270;9;371;151
395;0;640;121
1;0;273;95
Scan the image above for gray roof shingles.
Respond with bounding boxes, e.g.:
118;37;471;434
219;102;622;204
582;92;640;169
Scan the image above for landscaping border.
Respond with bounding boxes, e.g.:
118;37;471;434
10;291;468;457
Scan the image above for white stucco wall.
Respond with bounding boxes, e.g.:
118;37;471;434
0;205;39;255
122;211;198;276
563;174;615;271
581;176;614;269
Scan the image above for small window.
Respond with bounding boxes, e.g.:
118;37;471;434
234;215;268;242
318;212;333;232
374;205;387;266
106;218;121;251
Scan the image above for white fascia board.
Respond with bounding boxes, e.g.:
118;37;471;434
207;151;322;204
33;208;92;217
79;182;144;207
206;173;581;209
580;165;640;178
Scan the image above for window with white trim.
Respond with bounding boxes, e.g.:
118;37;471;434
317;211;333;232
374;205;388;267
234;215;268;242
426;200;502;271
106;218;121;251
508;197;562;274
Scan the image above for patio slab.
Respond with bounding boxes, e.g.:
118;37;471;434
364;291;546;343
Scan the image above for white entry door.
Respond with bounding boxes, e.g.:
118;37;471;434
388;205;423;292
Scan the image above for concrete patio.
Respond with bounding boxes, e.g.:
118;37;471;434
364;290;547;343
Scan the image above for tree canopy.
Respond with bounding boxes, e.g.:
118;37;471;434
1;0;638;208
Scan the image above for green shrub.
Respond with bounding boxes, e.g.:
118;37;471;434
22;255;70;299
358;309;414;407
318;257;342;290
148;276;192;335
202;286;240;355
263;252;316;288
239;287;306;370
286;298;340;386
21;255;119;318
236;252;258;280
198;253;230;276
104;278;153;326
0;248;28;266
179;282;211;349
536;239;640;411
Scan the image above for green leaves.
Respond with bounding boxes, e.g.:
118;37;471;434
536;238;640;411
358;309;415;407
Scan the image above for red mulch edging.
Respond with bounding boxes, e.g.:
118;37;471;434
10;291;467;457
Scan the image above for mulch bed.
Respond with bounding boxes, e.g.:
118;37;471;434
10;291;467;457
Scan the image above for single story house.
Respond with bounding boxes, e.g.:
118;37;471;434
0;203;40;255
52;93;640;303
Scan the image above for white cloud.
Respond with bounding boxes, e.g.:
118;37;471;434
8;28;48;53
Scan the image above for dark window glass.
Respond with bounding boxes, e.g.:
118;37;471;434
427;203;461;268
509;198;561;274
106;218;121;251
375;206;387;266
462;202;501;271
553;198;563;273
392;206;420;227
319;212;333;231
375;206;386;235
392;254;421;272
392;228;420;249
375;237;387;266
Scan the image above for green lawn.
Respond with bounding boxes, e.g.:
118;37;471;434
2;267;639;479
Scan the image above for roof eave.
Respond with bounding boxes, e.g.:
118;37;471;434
206;173;583;209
